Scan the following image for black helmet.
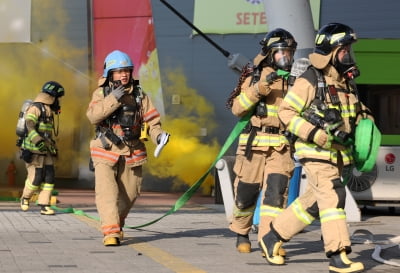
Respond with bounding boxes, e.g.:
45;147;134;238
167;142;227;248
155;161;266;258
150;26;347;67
314;23;357;55
259;28;297;69
42;81;65;98
260;28;297;55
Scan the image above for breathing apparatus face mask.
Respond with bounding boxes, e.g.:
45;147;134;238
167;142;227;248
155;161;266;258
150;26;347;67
51;98;61;114
117;104;137;141
333;45;360;79
273;48;295;71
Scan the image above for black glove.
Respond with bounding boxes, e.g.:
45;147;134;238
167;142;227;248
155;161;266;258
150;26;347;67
111;85;125;100
266;72;279;84
36;140;47;152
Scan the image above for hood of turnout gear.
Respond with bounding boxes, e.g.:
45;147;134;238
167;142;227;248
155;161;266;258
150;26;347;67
309;52;332;70
34;92;55;105
253;52;265;67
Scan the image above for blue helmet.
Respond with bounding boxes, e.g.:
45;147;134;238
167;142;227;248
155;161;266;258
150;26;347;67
103;50;134;77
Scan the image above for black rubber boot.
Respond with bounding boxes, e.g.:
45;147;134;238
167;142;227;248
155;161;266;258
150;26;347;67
329;251;364;273
236;234;251;253
259;231;285;265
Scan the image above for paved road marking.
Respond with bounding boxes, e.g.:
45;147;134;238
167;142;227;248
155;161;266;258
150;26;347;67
74;214;206;273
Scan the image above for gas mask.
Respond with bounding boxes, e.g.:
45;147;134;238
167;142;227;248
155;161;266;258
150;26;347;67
117;104;137;141
333;45;360;80
273;49;294;71
51;98;61;114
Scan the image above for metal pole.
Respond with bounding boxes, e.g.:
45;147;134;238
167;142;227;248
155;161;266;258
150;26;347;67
159;0;230;57
159;0;250;71
263;0;315;58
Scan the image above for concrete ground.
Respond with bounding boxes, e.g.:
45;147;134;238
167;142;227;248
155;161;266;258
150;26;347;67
0;188;399;273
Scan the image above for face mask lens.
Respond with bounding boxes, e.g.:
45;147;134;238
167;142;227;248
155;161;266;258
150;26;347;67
337;46;356;65
274;49;294;70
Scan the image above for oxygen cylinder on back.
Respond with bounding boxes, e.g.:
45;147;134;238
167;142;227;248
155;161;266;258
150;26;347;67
16;99;33;137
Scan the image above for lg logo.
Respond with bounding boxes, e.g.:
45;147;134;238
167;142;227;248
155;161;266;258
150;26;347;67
385;153;396;172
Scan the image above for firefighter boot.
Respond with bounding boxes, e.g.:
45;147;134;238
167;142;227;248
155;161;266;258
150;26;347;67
103;237;121;247
236;234;251;253
20;198;30;211
40;205;55;215
261;246;286;257
259;231;285;265
329;251;364;273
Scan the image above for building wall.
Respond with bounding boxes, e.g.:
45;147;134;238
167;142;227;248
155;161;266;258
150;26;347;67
151;0;265;153
320;0;400;39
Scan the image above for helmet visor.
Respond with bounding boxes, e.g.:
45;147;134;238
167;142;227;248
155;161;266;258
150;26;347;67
336;45;356;66
273;48;295;70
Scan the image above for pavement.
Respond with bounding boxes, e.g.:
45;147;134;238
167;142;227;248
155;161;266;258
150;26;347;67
1;188;400;273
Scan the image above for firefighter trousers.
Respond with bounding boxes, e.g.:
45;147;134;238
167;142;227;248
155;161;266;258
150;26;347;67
94;157;143;239
22;154;55;205
272;161;351;255
229;147;293;237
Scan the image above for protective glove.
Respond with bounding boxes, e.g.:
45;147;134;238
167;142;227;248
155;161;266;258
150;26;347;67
48;145;58;156
313;129;332;149
276;69;290;80
111;85;125;101
325;122;352;146
154;131;170;158
36;140;47;152
265;71;279;84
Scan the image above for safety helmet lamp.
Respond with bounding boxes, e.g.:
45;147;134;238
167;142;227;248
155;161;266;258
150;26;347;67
314;23;357;56
103;50;134;78
41;81;65;98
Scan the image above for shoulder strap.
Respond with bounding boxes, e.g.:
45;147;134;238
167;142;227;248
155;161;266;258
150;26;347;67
301;66;326;102
31;102;46;121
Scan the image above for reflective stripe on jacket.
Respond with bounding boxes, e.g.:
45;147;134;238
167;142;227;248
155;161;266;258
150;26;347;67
278;64;371;165
232;66;290;151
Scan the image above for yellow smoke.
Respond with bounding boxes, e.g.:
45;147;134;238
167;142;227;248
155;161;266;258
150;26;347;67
144;68;221;194
1;1;222;194
0;1;92;181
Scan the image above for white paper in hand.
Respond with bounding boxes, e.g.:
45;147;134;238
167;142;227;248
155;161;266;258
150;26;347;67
154;132;170;158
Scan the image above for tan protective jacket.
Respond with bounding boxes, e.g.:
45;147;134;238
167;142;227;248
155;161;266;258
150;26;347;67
279;53;373;165
232;66;289;154
86;79;163;167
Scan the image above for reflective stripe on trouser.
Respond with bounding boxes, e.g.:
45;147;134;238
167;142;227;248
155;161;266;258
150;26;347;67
272;161;351;253
230;204;256;234
22;180;54;205
94;159;143;238
257;205;283;242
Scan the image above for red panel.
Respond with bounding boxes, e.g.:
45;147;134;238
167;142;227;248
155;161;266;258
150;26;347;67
92;0;155;78
93;0;151;18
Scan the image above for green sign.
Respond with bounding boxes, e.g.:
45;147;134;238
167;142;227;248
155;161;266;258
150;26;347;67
193;0;267;34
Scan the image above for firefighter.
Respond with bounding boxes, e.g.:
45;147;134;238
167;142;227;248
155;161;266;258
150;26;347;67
260;23;373;273
226;29;296;254
20;81;65;215
86;50;169;246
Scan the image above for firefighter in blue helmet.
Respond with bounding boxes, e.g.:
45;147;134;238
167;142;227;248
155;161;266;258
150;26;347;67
20;81;65;215
86;50;169;246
